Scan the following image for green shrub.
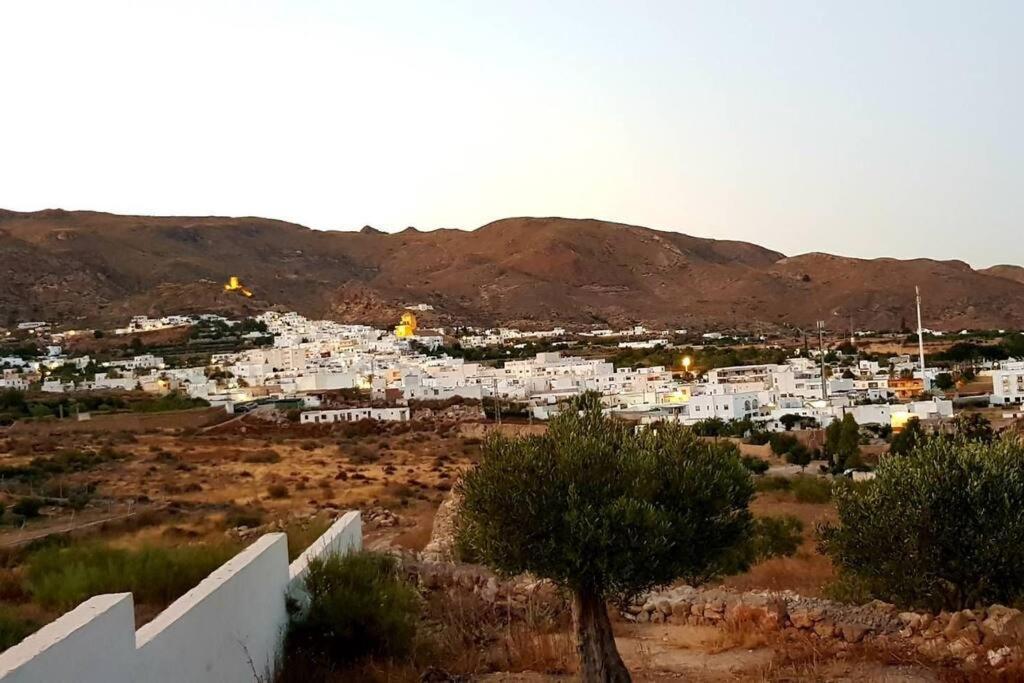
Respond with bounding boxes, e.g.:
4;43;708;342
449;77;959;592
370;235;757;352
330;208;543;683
715;515;804;575
754;475;791;493
286;552;420;666
785;442;812;468
750;515;804;559
11;497;43;519
741;455;769;475
768;432;799;456
24;541;238;610
132;393;209;413
285;518;332;562
791;476;832;503
819;436;1024;610
0;606;38;652
224;506;265;529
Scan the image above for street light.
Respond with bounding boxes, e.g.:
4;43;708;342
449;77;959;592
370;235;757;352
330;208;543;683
681;356;692;372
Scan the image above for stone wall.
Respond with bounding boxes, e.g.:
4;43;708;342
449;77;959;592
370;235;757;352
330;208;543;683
625;585;1024;670
421;490;461;563
410;550;1024;673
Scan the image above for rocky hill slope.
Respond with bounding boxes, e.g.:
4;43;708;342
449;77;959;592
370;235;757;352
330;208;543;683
2;208;1022;331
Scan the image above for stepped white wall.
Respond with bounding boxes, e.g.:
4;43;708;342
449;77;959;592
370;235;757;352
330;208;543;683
0;511;362;683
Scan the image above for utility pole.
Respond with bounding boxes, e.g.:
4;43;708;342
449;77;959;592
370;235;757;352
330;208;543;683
492;378;501;425
916;286;930;390
817;320;828;401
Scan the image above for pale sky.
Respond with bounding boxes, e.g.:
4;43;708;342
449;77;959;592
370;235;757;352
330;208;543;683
1;1;1021;267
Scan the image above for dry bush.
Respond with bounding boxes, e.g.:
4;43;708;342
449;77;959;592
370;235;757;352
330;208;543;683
418;582;572;676
242;449;281;464
267;483;289;499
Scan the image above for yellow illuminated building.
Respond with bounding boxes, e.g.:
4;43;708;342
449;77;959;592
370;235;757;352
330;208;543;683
664;387;692;404
394;311;418;338
224;276;253;297
890;410;912;431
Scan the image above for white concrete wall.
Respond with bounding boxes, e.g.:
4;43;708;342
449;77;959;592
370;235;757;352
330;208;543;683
0;512;362;683
135;533;290;683
0;593;136;683
287;511;363;610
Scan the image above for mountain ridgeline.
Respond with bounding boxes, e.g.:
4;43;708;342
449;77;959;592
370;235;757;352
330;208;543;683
1;208;1023;331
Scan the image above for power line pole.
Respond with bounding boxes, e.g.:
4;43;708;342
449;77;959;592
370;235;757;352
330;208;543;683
916;286;930;391
817;320;828;401
492;377;501;425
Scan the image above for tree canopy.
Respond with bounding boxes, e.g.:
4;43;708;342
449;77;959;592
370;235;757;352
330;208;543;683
819;436;1024;610
457;398;755;680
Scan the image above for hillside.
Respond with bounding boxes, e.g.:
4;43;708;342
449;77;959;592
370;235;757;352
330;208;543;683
1;209;1023;331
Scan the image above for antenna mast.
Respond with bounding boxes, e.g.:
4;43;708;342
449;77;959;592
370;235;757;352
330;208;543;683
915;286;930;390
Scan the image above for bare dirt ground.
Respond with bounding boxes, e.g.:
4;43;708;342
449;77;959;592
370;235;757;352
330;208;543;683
0;415;476;545
476;620;945;682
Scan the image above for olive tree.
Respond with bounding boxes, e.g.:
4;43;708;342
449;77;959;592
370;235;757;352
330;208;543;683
457;401;754;682
819;436;1024;610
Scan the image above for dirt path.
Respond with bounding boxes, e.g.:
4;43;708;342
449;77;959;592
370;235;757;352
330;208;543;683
0;504;162;548
477;622;943;682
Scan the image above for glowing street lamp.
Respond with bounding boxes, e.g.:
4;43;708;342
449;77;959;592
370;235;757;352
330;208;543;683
681;356;692;373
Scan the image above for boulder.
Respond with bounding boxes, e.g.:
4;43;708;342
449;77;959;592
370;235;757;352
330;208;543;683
987;646;1012;669
813;622;836;639
898;612;923;631
839;622;869;643
943;610;973;640
948;637;978;659
981;606;1024;646
789;609;816;629
959;623;983;646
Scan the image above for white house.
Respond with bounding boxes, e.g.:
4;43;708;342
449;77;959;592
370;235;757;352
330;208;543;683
300;407;410;424
990;361;1024;406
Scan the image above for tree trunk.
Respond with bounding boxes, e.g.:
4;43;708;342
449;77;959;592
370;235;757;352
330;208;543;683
571;588;631;683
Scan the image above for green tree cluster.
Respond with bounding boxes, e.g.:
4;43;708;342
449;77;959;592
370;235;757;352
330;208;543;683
825;413;861;471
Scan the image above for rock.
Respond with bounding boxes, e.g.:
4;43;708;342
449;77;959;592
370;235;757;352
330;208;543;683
898;612;922;631
987;646;1012;668
705;600;726;615
690;604;703;616
657;600;672;616
480;577;499;603
671;601;691;618
959;623;982;646
813;622;836;639
981;606;1024;646
839;622;869;643
636;610;650;623
790;607;825;629
944;610;973;640
651;610;664;624
864;599;897;615
948;637;978;659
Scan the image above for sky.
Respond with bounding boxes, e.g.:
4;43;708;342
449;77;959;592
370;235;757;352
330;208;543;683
0;1;1021;267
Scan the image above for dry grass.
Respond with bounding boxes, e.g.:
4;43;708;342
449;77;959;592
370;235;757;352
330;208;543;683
722;493;837;597
704;605;773;653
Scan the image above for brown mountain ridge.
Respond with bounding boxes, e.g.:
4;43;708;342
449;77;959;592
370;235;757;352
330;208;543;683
1;208;1022;332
